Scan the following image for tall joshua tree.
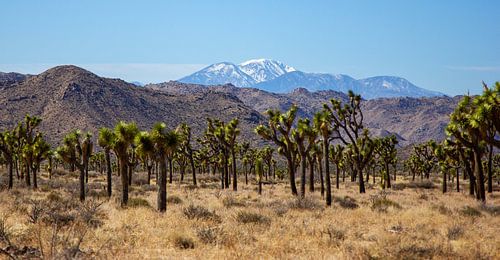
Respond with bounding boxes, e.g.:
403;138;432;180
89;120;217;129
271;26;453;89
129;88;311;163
57;131;93;201
113;121;139;206
323;91;375;193
374;135;398;189
292;118;317;197
255;105;299;195
98;127;115;197
314;111;333;205
147;123;179;212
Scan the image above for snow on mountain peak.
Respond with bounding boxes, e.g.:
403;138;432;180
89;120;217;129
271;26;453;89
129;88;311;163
238;59;296;83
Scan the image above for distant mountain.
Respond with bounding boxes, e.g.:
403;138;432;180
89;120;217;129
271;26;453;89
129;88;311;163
239;59;295;83
254;71;358;93
177;59;445;99
358;76;444;99
179;62;257;88
147;81;459;145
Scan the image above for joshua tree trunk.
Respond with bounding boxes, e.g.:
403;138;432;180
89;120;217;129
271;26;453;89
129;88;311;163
79;164;86;202
487;145;493;193
32;167;37;189
220;165;224;189
442;171;447;193
105;151;112;197
456;168;460;192
318;159;324;197
232;150;237;191
258;178;262;195
190;155;197;186
358;163;365;193
385;163;391;189
157;159;167;212
8;162;13;189
323;139;331;206
336;164;340;189
287;155;298;196
120;157;129;206
473;149;486;201
147;165;152;185
25;164;31;186
300;152;307;198
308;158;315;192
244;164;248;185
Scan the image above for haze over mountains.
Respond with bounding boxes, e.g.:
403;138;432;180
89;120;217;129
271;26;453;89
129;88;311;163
0;65;459;146
179;59;445;99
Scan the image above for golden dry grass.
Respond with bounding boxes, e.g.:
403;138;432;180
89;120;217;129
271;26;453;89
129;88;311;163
0;171;499;259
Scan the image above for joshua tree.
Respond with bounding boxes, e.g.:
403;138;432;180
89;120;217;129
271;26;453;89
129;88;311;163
322;91;375;193
29;136;51;188
0;131;17;189
255;105;299;195
292;118;317;197
135;131;155;185
314;110;333;205
147;122;179;212
177;123;198;186
260;146;274;181
98;127;115;197
57;130;93;201
413;141;437;179
256;157;264;195
112;121;139;206
446;93;488;201
329;144;344;190
374;135;398;189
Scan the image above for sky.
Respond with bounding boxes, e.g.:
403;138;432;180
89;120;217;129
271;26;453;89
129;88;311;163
0;0;499;95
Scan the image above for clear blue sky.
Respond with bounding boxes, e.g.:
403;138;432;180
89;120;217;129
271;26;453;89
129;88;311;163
1;0;499;95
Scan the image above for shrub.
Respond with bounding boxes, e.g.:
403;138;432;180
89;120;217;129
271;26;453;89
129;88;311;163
323;226;345;245
459;206;482;217
236;211;270;225
478;204;500;216
183;205;220;222
370;192;401;212
334;196;359;209
79;199;105;228
222;196;245;208
128;198;152;208
172;234;195;249
288;197;322;211
46;191;63;202
433;204;452;215
27;200;45;224
447;225;464;240
167;195;183;204
196;226;222;244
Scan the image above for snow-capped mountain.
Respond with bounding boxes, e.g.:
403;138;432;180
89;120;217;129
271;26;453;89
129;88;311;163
178;59;445;99
239;59;296;83
179;62;256;88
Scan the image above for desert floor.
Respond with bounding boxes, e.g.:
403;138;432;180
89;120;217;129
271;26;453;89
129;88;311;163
0;170;498;259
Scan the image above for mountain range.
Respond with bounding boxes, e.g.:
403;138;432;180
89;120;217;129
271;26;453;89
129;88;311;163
0;65;459;147
179;59;445;99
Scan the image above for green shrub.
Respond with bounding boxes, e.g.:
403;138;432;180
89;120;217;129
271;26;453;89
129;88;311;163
334;196;359;209
447;225;464;240
370;192;401;212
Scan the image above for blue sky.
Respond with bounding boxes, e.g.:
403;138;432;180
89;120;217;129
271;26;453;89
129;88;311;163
0;0;498;95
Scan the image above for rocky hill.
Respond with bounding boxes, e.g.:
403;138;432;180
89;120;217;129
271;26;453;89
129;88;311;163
0;66;264;145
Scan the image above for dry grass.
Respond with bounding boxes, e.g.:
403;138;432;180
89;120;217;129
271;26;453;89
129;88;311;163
0;171;498;259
